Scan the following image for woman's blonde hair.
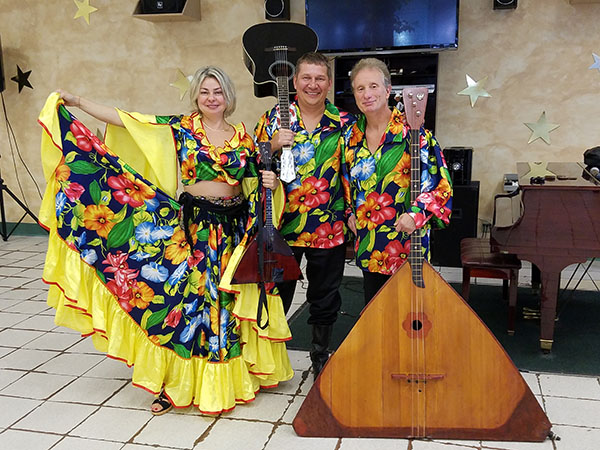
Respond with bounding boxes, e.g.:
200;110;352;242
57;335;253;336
189;66;236;117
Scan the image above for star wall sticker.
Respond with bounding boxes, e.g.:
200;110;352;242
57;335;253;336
524;111;560;145
11;65;33;93
74;0;98;25
170;69;192;100
457;74;491;107
589;53;600;72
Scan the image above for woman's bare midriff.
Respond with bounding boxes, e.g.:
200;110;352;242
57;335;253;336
183;180;241;198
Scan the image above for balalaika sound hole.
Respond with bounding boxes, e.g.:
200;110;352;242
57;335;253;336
412;319;423;331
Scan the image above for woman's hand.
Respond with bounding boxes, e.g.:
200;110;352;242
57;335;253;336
394;213;416;234
347;214;357;235
57;89;80;108
260;170;280;191
269;129;295;151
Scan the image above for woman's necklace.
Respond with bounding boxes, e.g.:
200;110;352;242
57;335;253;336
202;120;231;132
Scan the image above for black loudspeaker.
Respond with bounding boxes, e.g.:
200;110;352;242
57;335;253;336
430;181;479;268
265;0;290;21
493;0;517;10
0;35;5;93
141;0;185;13
443;147;473;186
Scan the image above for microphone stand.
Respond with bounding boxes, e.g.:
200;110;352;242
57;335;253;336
0;172;40;241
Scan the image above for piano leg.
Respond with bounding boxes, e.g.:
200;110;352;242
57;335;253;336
539;270;561;352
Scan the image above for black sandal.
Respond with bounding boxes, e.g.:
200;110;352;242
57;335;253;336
151;393;173;416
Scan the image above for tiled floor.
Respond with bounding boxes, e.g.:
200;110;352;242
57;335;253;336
0;234;599;450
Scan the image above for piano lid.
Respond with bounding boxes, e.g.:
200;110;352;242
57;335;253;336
518;162;599;188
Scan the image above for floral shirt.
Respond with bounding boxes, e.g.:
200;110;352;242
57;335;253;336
156;114;255;187
255;100;355;249
345;108;452;274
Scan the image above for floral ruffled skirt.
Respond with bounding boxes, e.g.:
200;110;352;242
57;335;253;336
39;101;292;414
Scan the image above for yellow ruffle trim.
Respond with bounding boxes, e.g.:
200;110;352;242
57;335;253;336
42;226;293;414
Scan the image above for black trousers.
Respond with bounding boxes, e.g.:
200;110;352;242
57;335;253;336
362;271;392;305
277;244;346;326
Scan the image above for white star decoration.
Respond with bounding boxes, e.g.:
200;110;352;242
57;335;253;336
457;74;491;107
524;112;560;145
589;53;600;72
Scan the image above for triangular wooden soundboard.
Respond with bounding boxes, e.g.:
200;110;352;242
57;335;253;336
293;261;551;441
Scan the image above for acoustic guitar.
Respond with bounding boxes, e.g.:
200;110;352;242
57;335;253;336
292;88;552;441
242;22;318;182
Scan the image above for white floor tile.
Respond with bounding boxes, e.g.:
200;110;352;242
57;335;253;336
0;429;62;450
412;440;479;449
0;368;25;390
265;369;303;395
281;394;304;424
544;396;600;428
0;395;43;428
226;392;293;422
539;373;600;400
551;424;600;450
194;418;274;450
23;332;82;351
134;413;214;448
521;372;541;396
264;424;338;450
3;288;47;300
36;352;104;376
64;336;101;354
52;436;124;450
0;329;46;347
103;382;156;410
70;406;151;441
14;314;59;332
287;349;312;371
0;348;58;370
1;371;76;400
340;437;411;449
480;437;554;449
50;376;127;405
83;357;133;380
4;300;50;314
0;312;28;328
13;400;98;433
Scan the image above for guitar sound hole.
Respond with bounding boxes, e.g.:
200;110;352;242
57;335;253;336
412;320;423;331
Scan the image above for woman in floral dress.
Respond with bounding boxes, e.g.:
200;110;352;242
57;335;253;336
38;66;292;415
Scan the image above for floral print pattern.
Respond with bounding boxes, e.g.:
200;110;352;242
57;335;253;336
345;108;452;275
52;105;259;362
255;100;355;248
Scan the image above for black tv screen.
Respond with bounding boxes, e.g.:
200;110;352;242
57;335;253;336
306;0;459;55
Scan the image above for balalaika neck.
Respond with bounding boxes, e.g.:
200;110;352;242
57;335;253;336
409;128;424;288
276;74;290;132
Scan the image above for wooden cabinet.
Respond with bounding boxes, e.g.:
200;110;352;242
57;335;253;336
333;53;439;131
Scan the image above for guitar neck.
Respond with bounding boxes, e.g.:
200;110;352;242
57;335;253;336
276;73;290;132
409;128;424;288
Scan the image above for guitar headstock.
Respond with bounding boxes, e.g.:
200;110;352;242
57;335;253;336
402;87;428;130
258;141;273;171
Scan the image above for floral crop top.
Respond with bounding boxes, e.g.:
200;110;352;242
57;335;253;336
156;113;257;186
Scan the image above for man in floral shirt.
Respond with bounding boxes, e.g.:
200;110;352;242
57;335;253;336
255;52;354;377
345;57;452;304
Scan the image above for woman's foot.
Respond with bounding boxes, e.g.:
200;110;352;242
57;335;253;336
151;393;173;416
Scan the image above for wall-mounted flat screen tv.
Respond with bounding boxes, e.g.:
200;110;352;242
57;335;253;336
305;0;459;55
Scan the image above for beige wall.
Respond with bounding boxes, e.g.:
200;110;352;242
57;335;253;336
1;0;599;229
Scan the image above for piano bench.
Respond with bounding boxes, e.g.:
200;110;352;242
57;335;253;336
460;237;522;335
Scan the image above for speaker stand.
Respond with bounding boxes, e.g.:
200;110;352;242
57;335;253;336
0;176;41;241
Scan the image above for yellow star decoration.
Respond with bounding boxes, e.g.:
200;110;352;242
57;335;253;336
170;69;192;100
524;111;560;145
74;0;98;25
521;162;556;180
457;74;491;107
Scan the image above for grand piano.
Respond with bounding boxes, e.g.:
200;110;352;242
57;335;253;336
491;162;600;351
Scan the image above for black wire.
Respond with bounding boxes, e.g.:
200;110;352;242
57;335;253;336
1;91;44;204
